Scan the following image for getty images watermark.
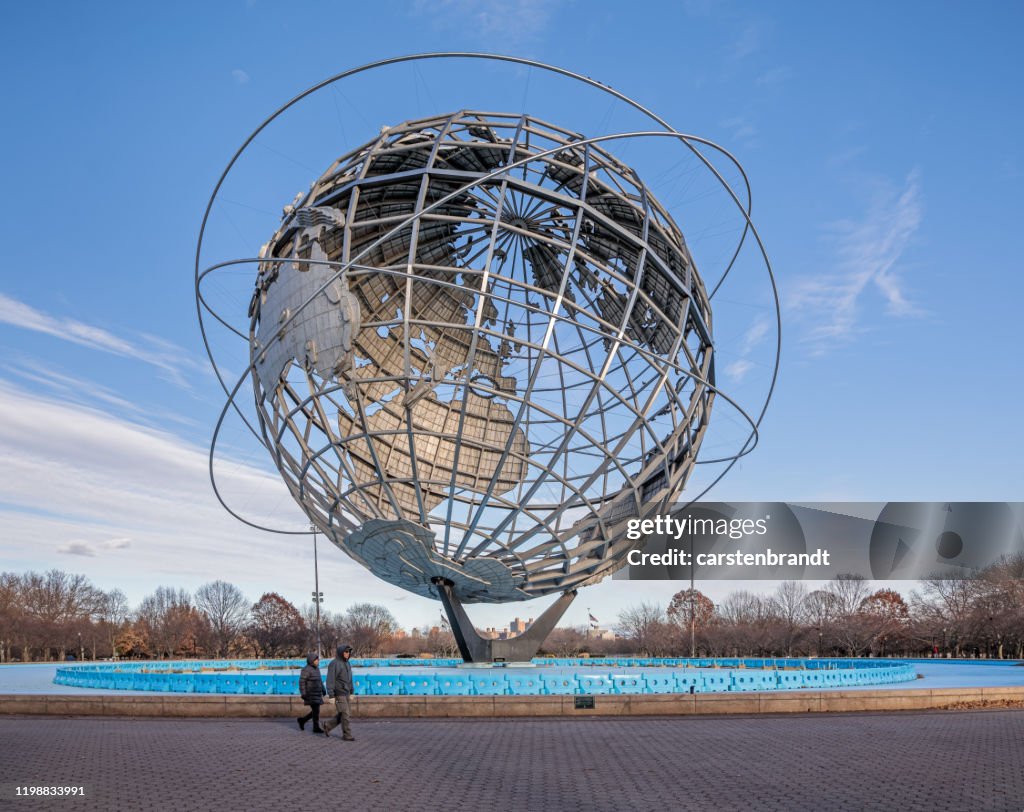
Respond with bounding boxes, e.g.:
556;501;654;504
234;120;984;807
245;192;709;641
625;513;831;569
615;502;1024;581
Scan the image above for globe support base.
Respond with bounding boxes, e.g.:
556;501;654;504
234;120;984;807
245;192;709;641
432;578;577;664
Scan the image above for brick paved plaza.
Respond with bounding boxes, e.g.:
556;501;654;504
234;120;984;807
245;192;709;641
2;710;1022;811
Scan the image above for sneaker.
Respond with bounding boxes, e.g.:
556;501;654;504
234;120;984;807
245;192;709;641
342;735;355;741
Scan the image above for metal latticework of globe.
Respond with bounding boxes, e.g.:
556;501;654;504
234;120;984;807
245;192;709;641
247;111;716;603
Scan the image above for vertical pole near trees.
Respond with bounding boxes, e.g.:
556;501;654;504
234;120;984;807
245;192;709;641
689;530;696;659
311;524;322;658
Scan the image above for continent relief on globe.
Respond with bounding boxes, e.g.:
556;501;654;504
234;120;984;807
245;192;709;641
246;113;714;602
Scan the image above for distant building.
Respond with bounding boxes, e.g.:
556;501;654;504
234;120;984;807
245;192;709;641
471;619;534;641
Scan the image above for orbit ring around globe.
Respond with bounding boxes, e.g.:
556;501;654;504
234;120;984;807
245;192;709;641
195;53;780;605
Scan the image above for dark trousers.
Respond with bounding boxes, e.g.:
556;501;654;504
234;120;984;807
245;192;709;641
298;702;322;730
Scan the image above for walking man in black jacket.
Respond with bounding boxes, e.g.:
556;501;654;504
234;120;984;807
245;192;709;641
323;644;355;741
297;652;326;735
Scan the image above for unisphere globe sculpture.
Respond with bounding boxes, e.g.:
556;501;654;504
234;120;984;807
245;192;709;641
198;55;778;664
249;111;715;606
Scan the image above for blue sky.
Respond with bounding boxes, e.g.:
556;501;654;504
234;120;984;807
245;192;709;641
1;1;1021;630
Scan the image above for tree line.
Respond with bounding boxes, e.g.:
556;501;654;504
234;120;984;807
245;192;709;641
0;571;458;662
596;557;1024;659
2;558;1020;662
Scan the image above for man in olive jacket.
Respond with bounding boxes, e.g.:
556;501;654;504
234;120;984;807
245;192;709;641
323;644;355;740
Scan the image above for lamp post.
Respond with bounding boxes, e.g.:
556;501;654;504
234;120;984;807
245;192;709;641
310;523;323;658
689;528;696;659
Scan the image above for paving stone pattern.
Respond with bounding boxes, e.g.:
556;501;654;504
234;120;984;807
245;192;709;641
1;710;1022;811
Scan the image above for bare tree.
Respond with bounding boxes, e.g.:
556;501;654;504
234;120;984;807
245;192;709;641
910;577;979;657
96;589;129;660
425;626;459;658
337;603;398;656
544;626;588;657
715;591;781;656
825;576;878;656
976;554;1024;658
0;572;22;662
770;581;808;656
137;587;205;659
195;581;248;658
20;570;103;660
804;589;840;627
616;602;673;655
826;575;872;617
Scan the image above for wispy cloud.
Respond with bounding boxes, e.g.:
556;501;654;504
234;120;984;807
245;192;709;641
1;360;200;431
0;378;429;620
740;316;771;355
57;537;131;557
731;21;763;60
0;378;284;534
725;359;754;382
104;537;132;550
790;172;924;353
724;316;772;383
826;145;869;170
232;69;250;85
58;541;95;557
0;293;202;389
720;116;757;144
414;0;555;47
755;66;792;87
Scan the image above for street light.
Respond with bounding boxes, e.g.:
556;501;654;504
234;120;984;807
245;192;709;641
310;523;323;658
688;528;696;659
